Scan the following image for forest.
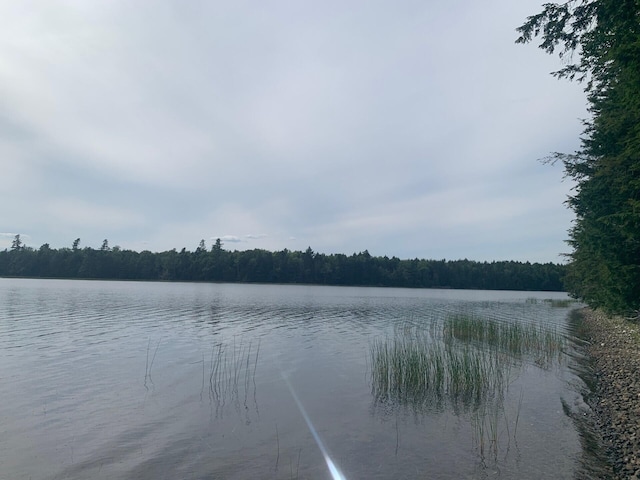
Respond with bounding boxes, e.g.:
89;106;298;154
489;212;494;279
0;236;565;291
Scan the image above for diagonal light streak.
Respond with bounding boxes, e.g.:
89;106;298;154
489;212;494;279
281;373;348;480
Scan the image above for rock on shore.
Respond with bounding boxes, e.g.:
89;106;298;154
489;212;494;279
578;308;640;479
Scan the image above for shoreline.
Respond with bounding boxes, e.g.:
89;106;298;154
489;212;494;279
577;308;640;479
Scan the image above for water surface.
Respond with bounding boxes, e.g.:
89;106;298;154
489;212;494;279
0;279;593;479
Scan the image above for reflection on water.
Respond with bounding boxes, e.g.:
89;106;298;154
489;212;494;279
0;278;599;479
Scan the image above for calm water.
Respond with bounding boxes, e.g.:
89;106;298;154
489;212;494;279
0;279;597;479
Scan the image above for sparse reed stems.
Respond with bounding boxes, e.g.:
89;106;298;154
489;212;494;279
514;388;524;439
144;338;161;387
487;406;500;461
471;403;503;462
275;423;280;471
144;339;150;387
472;408;486;460
251;344;257;382
289;448;302;480
201;352;205;399
395;414;399;456
206;337;260;416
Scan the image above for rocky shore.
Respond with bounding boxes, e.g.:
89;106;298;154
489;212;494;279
578;308;640;479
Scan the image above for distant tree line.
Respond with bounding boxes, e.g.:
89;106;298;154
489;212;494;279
0;235;566;291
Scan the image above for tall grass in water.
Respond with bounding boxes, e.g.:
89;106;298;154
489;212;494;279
370;315;566;462
370;326;511;411
443;313;565;366
526;297;577;308
544;298;576;308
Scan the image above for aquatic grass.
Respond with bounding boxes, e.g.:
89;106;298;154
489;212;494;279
513;388;524;439
543;298;576;308
370;315;566;462
207;337;260;414
370;316;565;411
471;402;504;463
527;297;578;308
443;313;566;364
144;338;161;388
370;326;513;411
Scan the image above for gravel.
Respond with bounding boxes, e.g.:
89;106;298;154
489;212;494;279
577;308;640;479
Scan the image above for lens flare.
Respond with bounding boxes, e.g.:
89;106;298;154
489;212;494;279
282;374;348;480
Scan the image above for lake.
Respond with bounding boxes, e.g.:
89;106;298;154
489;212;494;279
0;278;599;479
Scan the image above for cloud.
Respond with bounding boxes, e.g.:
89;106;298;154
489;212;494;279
0;0;587;263
219;235;241;244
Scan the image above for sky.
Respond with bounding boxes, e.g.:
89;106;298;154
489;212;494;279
0;0;588;263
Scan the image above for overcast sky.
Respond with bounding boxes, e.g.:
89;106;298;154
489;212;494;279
0;0;588;263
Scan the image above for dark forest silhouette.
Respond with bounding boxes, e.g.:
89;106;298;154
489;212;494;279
1;236;565;291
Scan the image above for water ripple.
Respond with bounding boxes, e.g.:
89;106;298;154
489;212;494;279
0;279;586;480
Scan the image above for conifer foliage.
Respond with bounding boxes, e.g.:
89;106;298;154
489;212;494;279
517;0;640;316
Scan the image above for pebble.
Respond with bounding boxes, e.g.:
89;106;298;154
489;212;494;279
580;308;640;480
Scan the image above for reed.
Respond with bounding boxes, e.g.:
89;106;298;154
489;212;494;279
471;402;502;462
275;423;280;471
144;338;161;388
370;315;563;462
370;326;511;410
207;337;260;410
443;313;565;363
527;297;576;308
543;298;576;308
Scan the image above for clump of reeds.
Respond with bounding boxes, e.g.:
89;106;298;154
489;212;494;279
543;298;576;308
527;297;577;308
370;315;567;462
370;330;443;408
370;326;511;411
443;313;565;364
370;315;565;410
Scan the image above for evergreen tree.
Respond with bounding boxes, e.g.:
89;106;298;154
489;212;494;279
11;234;22;251
517;0;640;316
